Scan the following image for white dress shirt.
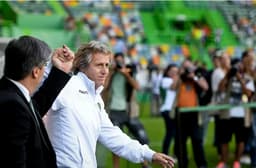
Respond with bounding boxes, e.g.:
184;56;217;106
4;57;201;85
9;79;31;102
45;72;155;168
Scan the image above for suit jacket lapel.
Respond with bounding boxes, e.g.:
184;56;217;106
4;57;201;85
0;77;51;150
0;78;37;120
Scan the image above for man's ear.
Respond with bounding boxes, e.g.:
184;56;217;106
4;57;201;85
31;67;40;79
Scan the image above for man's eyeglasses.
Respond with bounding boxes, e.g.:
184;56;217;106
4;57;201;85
39;61;48;68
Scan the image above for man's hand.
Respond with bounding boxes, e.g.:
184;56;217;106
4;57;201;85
152;153;176;168
52;45;74;73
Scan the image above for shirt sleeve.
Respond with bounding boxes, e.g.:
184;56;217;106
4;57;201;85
246;79;255;92
161;78;173;89
98;108;155;163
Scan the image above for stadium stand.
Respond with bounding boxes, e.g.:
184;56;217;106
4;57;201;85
0;0;255;71
0;1;81;50
186;0;256;48
8;1;54;15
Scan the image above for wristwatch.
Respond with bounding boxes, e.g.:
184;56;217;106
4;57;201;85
193;76;199;82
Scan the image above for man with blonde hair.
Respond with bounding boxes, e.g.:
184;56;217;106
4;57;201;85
45;41;176;168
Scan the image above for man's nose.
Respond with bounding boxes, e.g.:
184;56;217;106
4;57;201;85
101;66;109;74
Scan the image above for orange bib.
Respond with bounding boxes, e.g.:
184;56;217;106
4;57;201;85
177;82;197;107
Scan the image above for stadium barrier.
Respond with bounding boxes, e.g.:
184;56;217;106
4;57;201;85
180;102;256;113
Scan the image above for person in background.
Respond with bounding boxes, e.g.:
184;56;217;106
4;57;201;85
211;49;228;102
217;50;255;168
210;49;223;155
194;62;213;144
64;15;76;31
243;49;256;168
174;59;208;168
45;41;176;168
239;49;256;168
250;50;256;168
211;50;231;157
250;96;256;168
159;64;179;155
150;65;163;116
0;35;74;168
104;52;150;168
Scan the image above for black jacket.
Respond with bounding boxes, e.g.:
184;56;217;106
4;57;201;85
0;67;70;168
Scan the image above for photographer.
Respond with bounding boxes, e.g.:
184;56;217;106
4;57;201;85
217;51;255;168
104;52;150;168
211;50;231;157
174;59;208;168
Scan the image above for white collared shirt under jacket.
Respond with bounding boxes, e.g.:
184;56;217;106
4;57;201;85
44;72;155;168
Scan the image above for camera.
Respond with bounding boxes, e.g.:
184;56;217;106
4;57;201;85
116;61;124;69
181;67;195;81
184;67;195;76
194;67;205;78
227;66;238;78
227;58;241;78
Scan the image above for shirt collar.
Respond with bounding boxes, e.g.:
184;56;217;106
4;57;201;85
8;78;31;102
77;72;104;96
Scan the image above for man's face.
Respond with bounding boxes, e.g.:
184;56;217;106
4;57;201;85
31;64;46;95
38;66;45;83
168;66;179;78
243;51;255;69
83;53;110;89
114;55;125;69
220;53;231;69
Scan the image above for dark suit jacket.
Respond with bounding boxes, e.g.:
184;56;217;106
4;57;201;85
0;67;70;168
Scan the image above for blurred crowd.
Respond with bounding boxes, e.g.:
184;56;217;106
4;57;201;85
148;48;256;168
88;36;256;168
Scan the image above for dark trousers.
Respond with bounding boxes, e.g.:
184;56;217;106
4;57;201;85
213;115;221;155
175;111;207;168
109;110;149;145
161;111;176;155
250;112;256;167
